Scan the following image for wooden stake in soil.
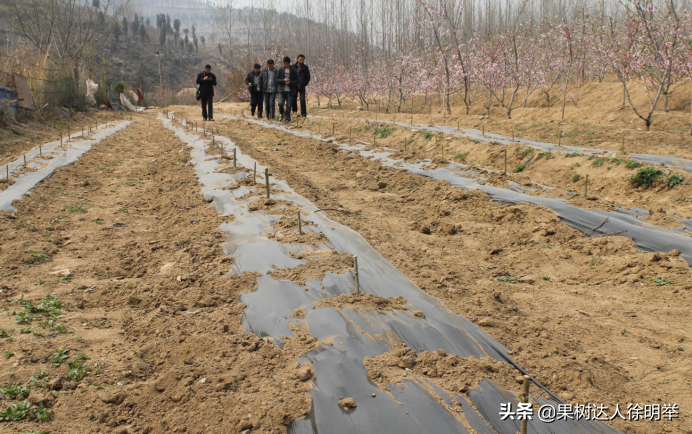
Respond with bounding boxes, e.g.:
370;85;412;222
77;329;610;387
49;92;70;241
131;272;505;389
60;132;62;146
520;375;530;434
23;155;26;167
585;174;588;198
81;125;83;137
482;125;484;135
5;165;8;181
254;162;257;182
353;255;360;295
67;125;70;141
513;130;515;141
457;120;460;130
297;211;303;235
39;145;42;157
504;148;507;174
265;168;270;198
558;128;561;146
233;148;237;167
332;123;334;136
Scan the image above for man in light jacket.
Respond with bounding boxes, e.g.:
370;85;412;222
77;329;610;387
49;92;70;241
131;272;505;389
291;54;311;117
259;59;278;121
245;63;263;118
276;56;299;123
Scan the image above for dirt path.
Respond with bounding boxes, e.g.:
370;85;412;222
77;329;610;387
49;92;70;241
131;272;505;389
173;103;689;434
0;106;689;434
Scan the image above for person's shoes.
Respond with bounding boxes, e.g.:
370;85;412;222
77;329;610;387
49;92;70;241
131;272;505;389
258;116;263;119
209;118;215;121
203;118;207;121
285;119;291;123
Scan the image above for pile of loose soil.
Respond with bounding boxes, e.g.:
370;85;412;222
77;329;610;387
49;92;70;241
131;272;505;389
313;293;408;311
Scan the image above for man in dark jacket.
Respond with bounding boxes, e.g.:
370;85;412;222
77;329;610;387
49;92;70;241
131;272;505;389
276;56;299;123
245;63;263;118
196;64;217;121
259;59;278;121
291;54;311;117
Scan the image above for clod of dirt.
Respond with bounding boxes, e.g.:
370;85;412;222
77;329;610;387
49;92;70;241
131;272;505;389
297;364;314;382
314;293;407;312
338;397;357;409
413;310;425;318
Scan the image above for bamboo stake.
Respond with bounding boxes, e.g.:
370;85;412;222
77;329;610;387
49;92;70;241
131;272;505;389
233;148;237;167
265;168;270;198
60;132;62;146
504;148;507;174
39;145;42;157
254;162;257;182
354;255;360;295
23;155;26;167
585;174;588;198
67;125;70;141
297;211;302;235
520;375;530;434
5;165;8;181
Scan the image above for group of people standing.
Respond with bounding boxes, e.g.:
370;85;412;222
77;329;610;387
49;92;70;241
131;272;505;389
245;55;310;122
195;55;311;123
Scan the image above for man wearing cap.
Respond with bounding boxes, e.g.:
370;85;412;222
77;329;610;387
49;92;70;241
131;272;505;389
291;54;311;118
246;63;264;118
276;56;299;123
260;59;279;121
196;64;217;121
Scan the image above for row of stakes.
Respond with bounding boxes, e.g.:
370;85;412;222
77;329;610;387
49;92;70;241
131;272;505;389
175;112;364;295
2;112;132;185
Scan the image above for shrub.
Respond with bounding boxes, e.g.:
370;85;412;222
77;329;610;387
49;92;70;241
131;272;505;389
114;80;126;95
629;167;663;188
571;173;581;182
625;160;642;169
453;153;465;160
666;174;683;187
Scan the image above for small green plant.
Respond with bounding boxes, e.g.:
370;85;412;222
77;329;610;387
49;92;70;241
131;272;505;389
453;153;465;160
591;158;607;167
374;126;394;138
0;383;31;398
651;278;674;286
610;157;624;165
423;131;433;139
118;207;129;213
541;275;553;281
571;173;581;182
575;162;581;167
50;348;69;366
0;329;14;339
589;256;601;263
77;336;84;342
93;219;103;224
566;152;583;157
64;203;86;213
4;351;14;359
545;243;553;249
625;160;642;169
537;151;551;159
515;146;522;152
26;251;50;265
513;164;525;173
522;148;533;157
666;174;684;187
30;370;48;387
35;280;46;286
66;360;91;381
629;167;663;188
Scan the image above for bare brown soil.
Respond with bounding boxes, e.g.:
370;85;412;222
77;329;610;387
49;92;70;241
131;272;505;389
0;88;690;434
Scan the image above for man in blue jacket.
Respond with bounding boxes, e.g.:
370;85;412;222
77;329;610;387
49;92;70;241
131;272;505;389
196;64;217;121
245;63;263;118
